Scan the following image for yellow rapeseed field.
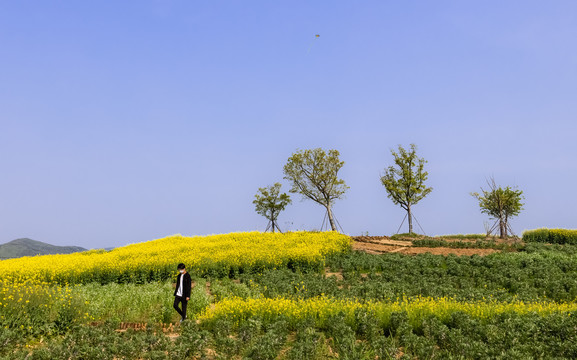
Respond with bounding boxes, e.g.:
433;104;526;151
198;296;577;327
0;279;91;334
0;232;352;284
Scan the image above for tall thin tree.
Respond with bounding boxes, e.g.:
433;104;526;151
253;183;291;233
381;144;432;234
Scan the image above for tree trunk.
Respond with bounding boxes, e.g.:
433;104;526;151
407;205;413;234
327;205;337;232
499;217;505;239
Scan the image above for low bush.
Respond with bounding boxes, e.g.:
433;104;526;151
390;233;422;240
434;234;491;240
523;228;577;245
411;239;524;251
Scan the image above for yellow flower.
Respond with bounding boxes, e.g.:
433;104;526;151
0;232;351;286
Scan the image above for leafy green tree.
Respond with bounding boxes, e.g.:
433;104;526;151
283;148;348;232
380;144;432;234
471;178;524;238
253;183;292;232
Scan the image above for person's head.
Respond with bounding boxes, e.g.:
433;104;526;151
177;263;186;273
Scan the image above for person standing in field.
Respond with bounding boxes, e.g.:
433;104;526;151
173;263;191;322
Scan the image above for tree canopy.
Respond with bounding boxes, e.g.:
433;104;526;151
471;178;524;238
253;183;291;233
381;144;432;234
283;148;348;232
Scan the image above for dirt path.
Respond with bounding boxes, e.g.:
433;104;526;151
352;242;404;254
354;236;413;247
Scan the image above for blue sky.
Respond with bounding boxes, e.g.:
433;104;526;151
1;1;576;249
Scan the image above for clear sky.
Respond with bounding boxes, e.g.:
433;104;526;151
1;1;576;249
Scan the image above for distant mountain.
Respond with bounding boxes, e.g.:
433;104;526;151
0;238;87;260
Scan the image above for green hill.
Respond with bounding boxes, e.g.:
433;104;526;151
0;238;87;260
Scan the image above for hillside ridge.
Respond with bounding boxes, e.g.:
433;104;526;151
0;238;86;260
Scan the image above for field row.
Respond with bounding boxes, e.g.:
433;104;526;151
3;283;577;359
199;296;577;329
209;246;577;303
0;232;351;284
3;232;577;358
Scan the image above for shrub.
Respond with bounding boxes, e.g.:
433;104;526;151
390;233;422;240
411;239;524;251
434;234;493;240
523;228;577;245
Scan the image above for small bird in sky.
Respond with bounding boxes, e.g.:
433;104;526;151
307;34;320;53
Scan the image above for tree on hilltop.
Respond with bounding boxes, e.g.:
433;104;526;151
381;144;432;234
253;183;292;233
471;178;524;238
283;148;348;232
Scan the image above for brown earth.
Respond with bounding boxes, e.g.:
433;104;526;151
352;236;503;256
352;242;404;254
354;236;413;247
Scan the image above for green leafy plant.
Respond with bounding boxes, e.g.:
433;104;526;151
523;228;577;245
390;232;423;240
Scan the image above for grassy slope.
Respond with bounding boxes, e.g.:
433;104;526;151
0;238;87;260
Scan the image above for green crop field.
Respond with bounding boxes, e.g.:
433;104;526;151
1;231;577;359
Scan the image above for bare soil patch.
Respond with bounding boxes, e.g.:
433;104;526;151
352;236;501;256
324;267;344;281
352;241;404;254
90;321;178;335
353;236;412;247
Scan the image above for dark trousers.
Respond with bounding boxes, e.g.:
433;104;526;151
173;296;188;320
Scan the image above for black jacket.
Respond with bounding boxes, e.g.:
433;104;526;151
174;272;192;299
